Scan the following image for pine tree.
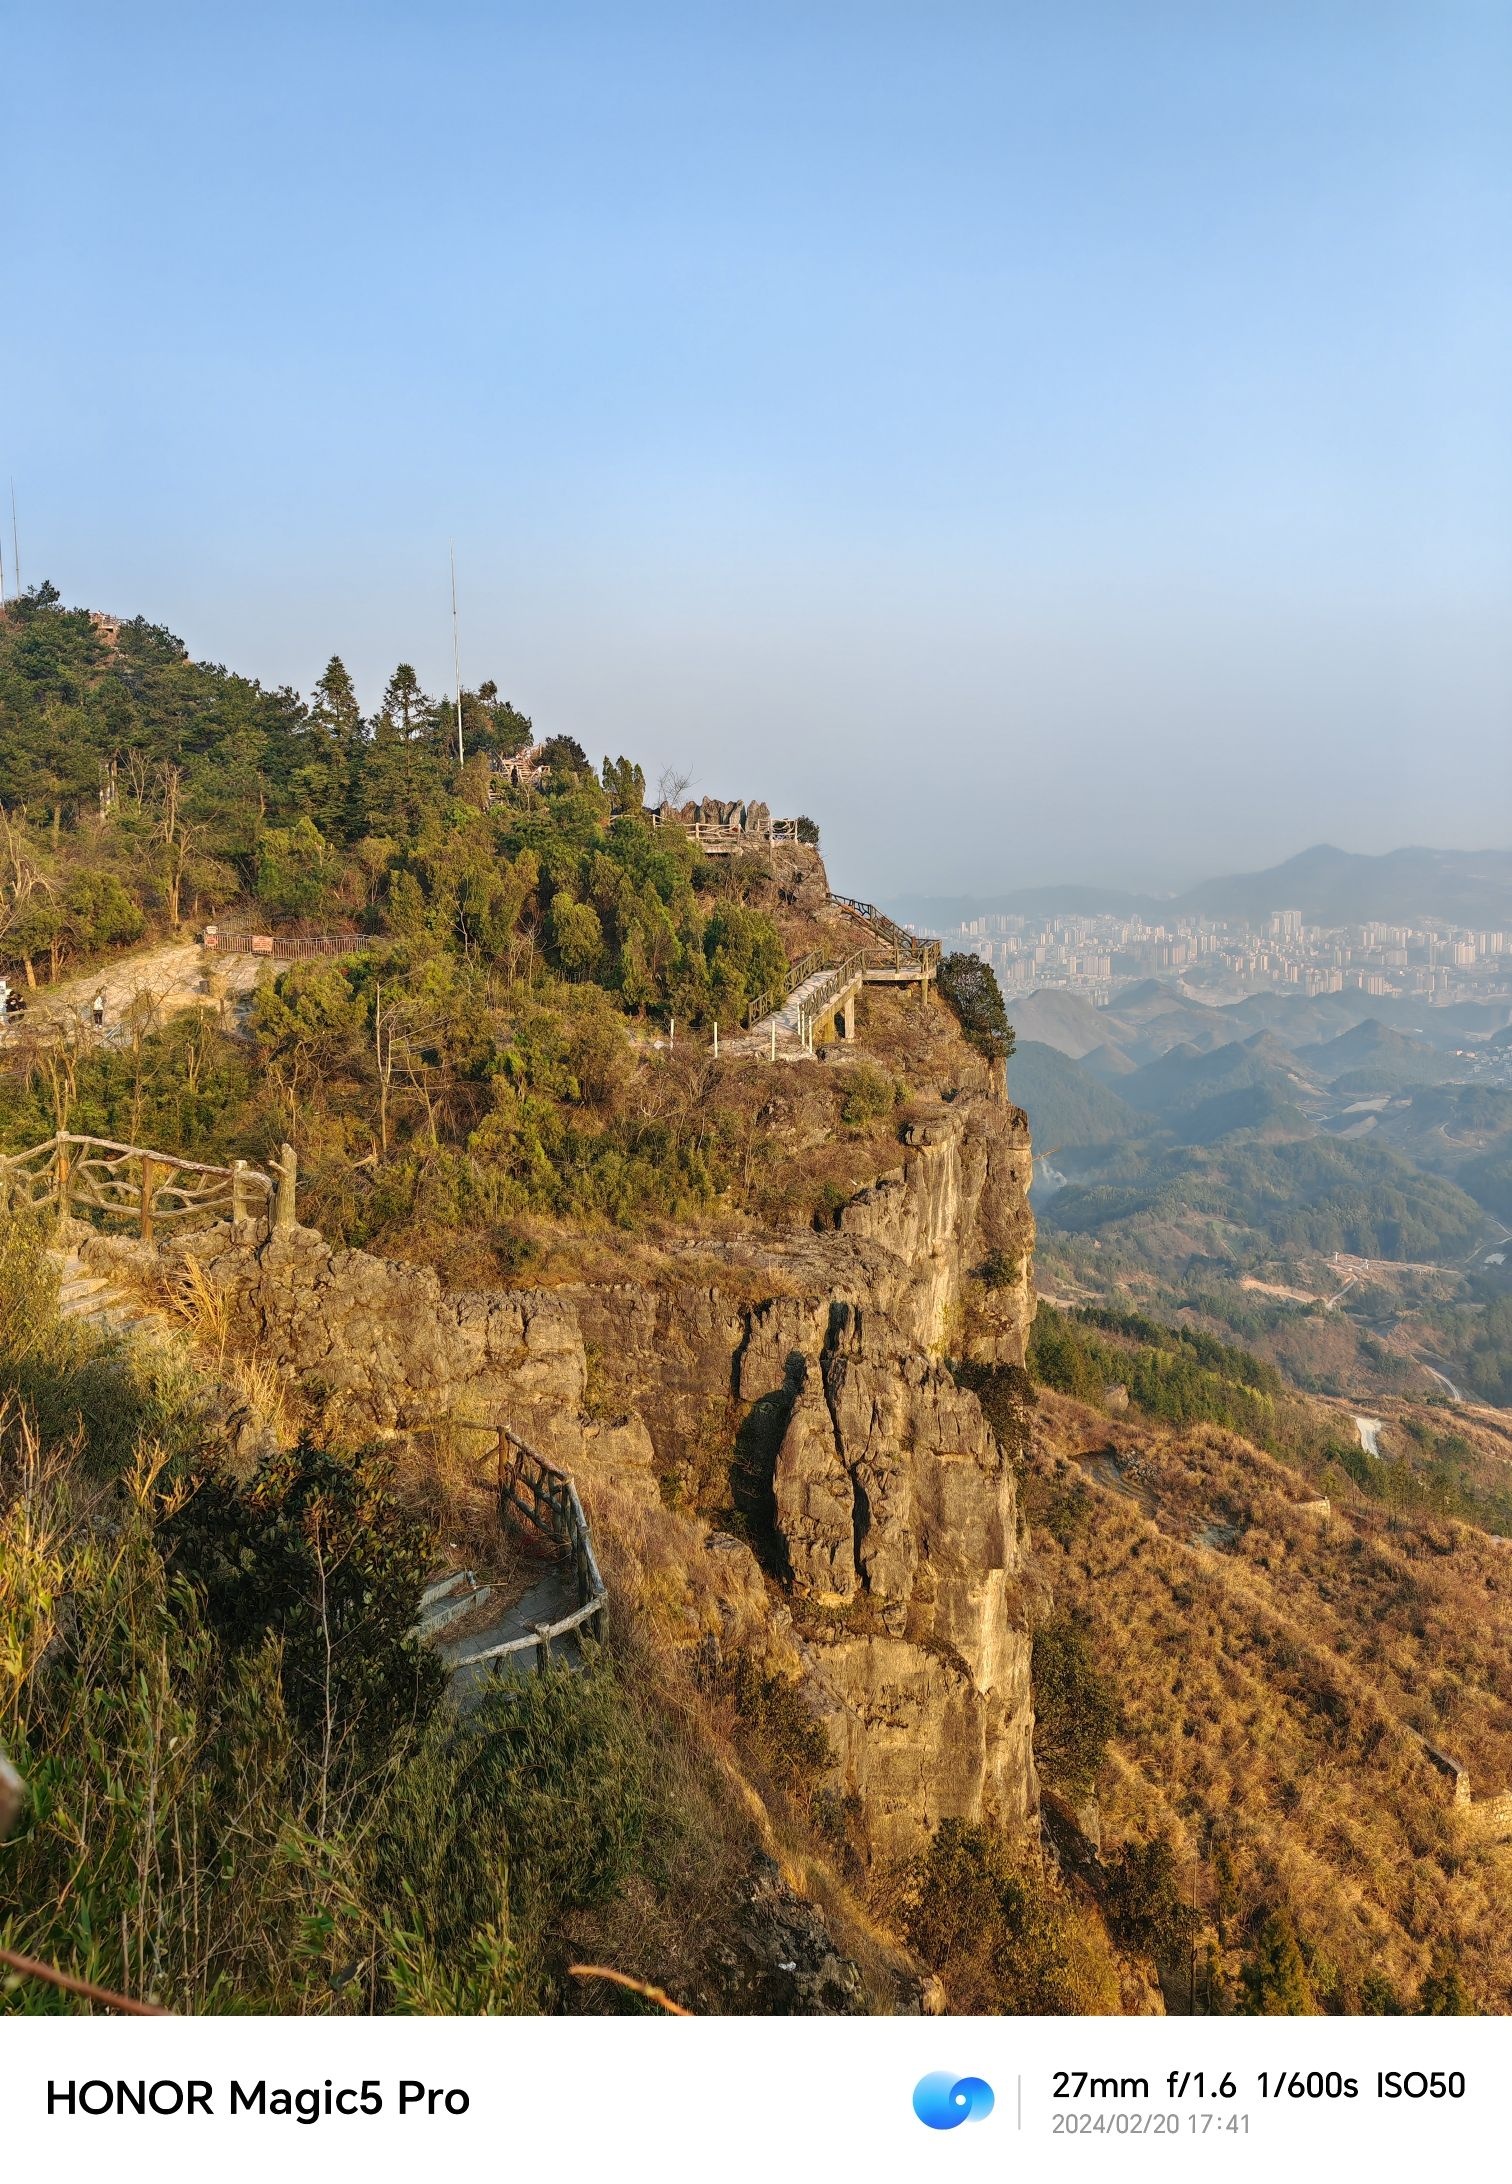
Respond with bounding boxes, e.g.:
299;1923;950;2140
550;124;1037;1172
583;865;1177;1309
311;655;364;755
375;663;432;744
1239;1910;1317;2015
302;655;364;834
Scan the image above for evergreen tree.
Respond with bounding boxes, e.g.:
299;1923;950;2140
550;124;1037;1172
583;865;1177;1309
1239;1910;1317;2014
1417;1965;1468;2014
375;663;433;744
937;950;1015;1065
311;655;364;755
297;655;364;833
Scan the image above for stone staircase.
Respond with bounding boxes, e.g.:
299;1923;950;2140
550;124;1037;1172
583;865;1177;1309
729;953;867;1058
51;1247;164;1339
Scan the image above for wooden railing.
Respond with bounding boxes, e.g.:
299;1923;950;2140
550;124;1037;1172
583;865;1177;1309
830;893;941;974
743;947;825;1029
0;1133;296;1240
649;812;802;854
796;949;867;1050
413;1420;607;1674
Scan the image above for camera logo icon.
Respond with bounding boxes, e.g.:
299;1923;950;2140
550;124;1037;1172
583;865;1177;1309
912;2072;996;2130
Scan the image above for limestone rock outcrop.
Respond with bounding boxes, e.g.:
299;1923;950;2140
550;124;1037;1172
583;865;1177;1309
103;1083;1038;1865
765;1302;1035;1859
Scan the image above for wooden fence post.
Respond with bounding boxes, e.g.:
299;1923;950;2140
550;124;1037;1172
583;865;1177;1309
534;1625;552;1674
55;1141;72;1227
139;1156;157;1244
230;1157;248;1230
274;1142;298;1230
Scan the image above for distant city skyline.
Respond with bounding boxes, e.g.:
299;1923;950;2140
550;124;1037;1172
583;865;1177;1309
6;3;1510;898
941;903;1512;1012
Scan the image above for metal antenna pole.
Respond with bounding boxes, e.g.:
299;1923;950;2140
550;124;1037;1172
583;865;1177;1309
450;545;465;766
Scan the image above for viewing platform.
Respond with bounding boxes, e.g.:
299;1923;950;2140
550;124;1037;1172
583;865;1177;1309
831;893;941;987
726;896;942;1061
650;797;806;854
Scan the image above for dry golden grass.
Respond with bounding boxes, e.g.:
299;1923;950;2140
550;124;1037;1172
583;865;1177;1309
1028;1388;1512;2009
567;1465;932;2011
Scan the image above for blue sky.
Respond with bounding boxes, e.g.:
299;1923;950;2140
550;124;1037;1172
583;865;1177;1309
7;2;1509;896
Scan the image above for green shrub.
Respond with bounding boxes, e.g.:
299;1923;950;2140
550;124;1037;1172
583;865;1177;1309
1238;1909;1317;2015
937;952;1014;1065
163;1440;444;1773
902;1819;1092;2013
838;1064;898;1128
1103;1836;1198;1963
1032;1612;1119;1796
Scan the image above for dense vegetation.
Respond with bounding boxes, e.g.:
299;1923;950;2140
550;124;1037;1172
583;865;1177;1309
1005;1038;1144;1151
1042;1135;1486;1264
0;583;784;1025
0;1213;762;2013
0;587;849;1262
1427;1278;1512;1410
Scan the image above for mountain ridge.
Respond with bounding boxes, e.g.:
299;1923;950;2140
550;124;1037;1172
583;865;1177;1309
890;844;1512;930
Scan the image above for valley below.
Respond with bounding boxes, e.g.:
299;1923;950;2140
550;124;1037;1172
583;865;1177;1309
1008;975;1512;1441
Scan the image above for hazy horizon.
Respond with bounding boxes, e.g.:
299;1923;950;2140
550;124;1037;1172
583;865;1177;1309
8;3;1510;899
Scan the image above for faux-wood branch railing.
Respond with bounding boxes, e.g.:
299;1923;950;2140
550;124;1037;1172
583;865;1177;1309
410;1419;608;1673
829;892;942;974
648;811;803;852
796;950;867;1051
0;1133;299;1241
743;947;826;1030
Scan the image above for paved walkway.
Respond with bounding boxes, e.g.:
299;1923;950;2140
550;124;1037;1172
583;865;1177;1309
419;1563;585;1709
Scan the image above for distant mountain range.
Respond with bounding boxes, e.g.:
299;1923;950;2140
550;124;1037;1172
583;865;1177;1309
890;845;1512;930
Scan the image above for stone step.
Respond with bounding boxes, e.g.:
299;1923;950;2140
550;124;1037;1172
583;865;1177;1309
414;1569;493;1639
420;1569;477;1612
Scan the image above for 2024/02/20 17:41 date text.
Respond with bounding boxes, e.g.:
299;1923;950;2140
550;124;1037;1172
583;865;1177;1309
1051;2113;1250;2136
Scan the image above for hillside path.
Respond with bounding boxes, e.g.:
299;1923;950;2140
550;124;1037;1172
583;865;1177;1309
5;939;264;1036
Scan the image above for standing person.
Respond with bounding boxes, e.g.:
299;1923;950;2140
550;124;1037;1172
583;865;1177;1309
92;991;106;1030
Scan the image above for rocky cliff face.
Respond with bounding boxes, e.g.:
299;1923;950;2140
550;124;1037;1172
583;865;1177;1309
773;1303;1036;1858
108;1080;1038;1866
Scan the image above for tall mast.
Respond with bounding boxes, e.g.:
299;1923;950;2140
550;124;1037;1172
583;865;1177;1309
450;545;465;766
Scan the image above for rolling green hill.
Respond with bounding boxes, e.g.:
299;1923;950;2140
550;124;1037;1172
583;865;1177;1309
1042;1135;1488;1266
1007;1040;1145;1150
